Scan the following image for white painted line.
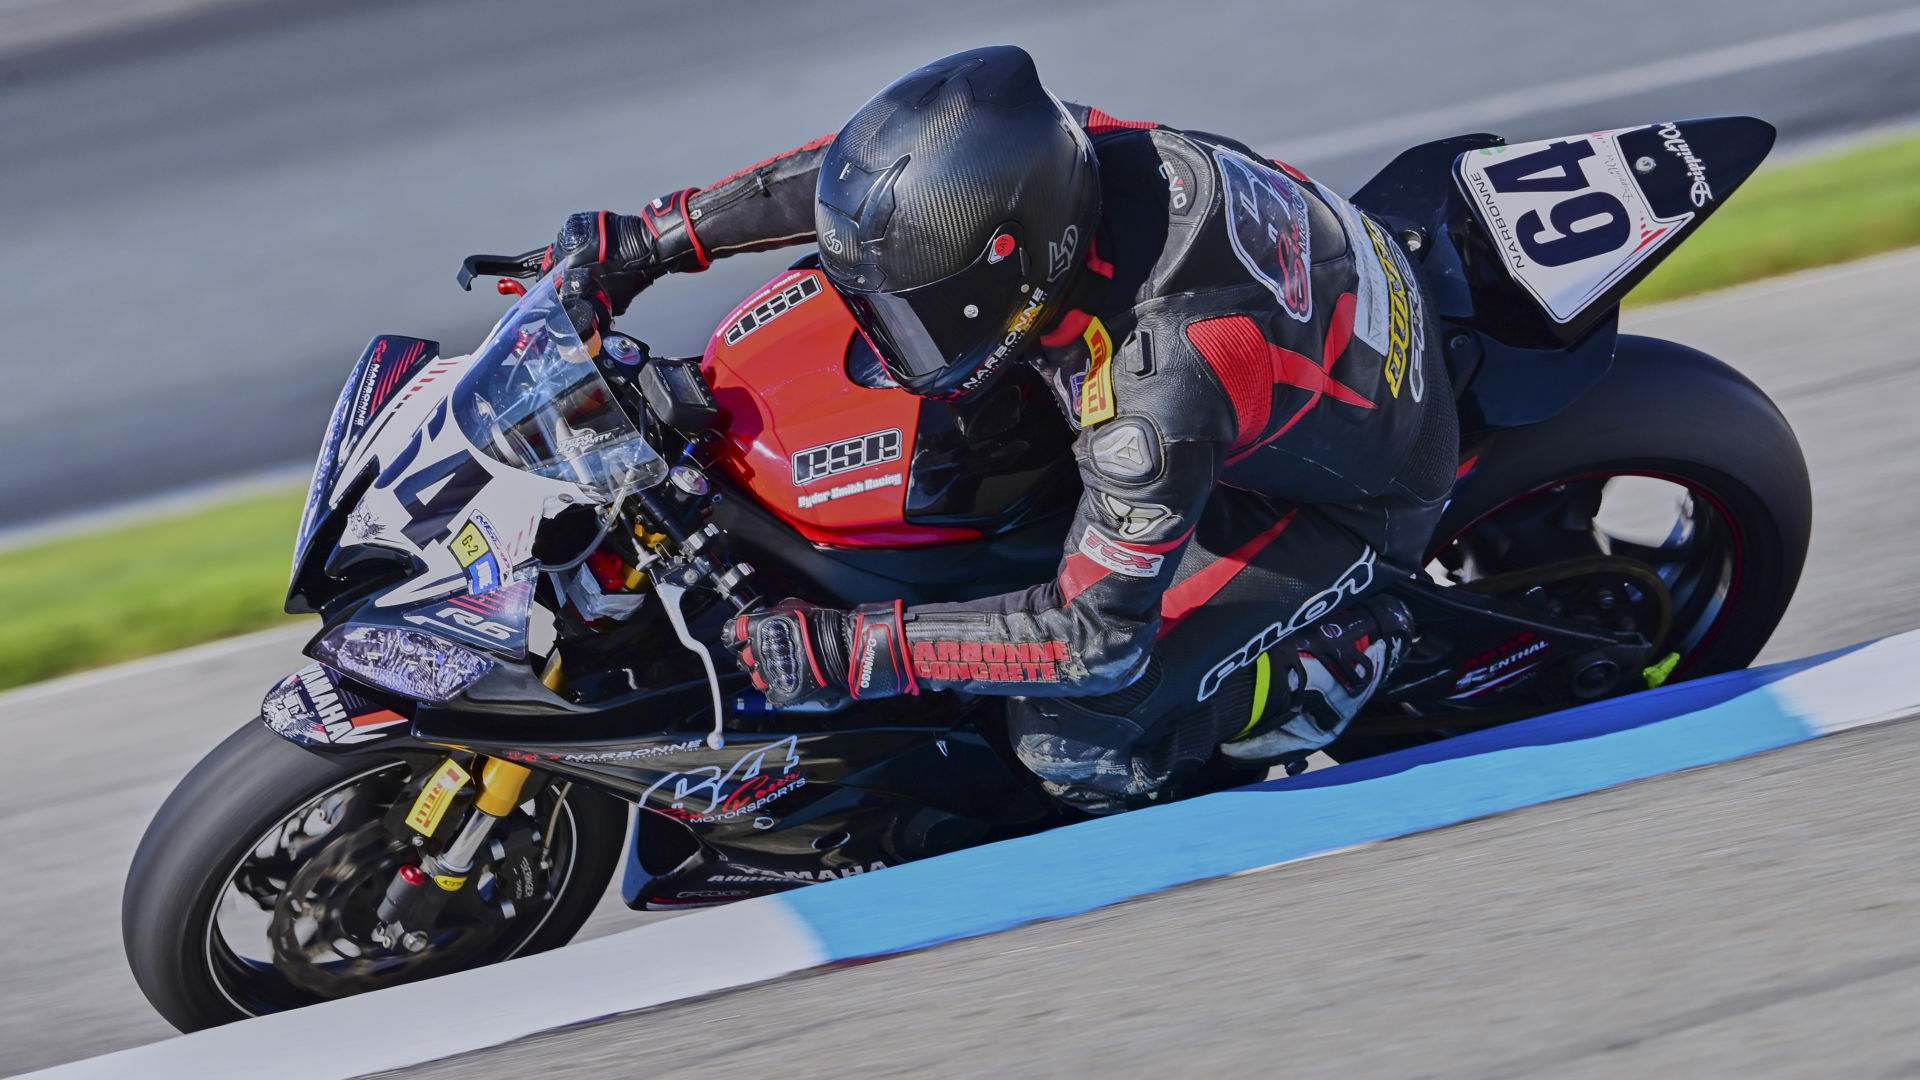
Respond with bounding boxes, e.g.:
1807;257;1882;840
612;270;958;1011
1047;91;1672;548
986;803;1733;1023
28;896;826;1080
1273;4;1920;163
1770;637;1920;735
0;621;314;715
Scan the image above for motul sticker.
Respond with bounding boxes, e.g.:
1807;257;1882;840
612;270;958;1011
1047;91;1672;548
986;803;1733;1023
1079;526;1164;578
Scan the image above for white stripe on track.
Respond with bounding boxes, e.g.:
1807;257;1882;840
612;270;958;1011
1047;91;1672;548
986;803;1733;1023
1770;636;1920;735
28;896;826;1080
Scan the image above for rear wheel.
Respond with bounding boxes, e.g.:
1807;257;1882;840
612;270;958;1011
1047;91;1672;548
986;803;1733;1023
1331;334;1811;758
123;721;626;1032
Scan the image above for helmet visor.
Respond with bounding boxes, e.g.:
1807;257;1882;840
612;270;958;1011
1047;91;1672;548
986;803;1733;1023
837;227;1037;383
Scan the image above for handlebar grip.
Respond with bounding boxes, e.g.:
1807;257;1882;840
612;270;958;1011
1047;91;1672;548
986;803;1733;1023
456;248;548;291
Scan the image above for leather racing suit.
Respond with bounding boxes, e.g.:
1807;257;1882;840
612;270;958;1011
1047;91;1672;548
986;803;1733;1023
629;106;1458;809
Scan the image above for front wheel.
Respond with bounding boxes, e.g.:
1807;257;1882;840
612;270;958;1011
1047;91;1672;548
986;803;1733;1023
123;721;626;1032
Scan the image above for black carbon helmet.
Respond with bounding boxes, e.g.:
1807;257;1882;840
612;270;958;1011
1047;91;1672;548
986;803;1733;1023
815;46;1100;399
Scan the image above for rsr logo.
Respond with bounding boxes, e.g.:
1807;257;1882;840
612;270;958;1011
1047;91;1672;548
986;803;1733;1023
791;428;903;486
724;275;823;346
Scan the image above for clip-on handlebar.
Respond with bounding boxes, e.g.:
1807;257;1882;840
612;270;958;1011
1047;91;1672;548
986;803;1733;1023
456;248;548;294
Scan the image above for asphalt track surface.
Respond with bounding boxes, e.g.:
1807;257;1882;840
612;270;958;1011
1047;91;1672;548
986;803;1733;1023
7;0;1920;527
396;716;1920;1080
3;248;1918;1076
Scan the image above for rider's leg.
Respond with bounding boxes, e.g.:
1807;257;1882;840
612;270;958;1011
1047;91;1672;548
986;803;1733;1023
1006;487;1438;812
1213;592;1415;767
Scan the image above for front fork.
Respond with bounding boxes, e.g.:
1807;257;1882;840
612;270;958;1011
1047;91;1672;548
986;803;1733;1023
370;659;558;950
371;757;534;950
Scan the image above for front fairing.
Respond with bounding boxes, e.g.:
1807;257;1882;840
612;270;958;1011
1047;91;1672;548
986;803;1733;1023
289;333;448;610
288;274;664;667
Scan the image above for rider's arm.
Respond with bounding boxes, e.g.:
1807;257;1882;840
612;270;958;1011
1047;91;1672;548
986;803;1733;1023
549;136;835;321
682;134;837;261
900;330;1238;698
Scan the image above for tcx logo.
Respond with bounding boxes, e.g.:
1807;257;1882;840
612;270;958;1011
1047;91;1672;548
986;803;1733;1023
1078;526;1163;578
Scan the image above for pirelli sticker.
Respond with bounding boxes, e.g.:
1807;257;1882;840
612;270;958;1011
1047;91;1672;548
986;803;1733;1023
405;758;471;836
1079;316;1116;426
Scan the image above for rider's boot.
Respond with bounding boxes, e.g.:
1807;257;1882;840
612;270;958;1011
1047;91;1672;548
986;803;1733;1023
1217;596;1414;768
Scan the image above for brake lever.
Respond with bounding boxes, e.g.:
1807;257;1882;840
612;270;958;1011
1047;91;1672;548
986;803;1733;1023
457;248;549;292
653;578;726;750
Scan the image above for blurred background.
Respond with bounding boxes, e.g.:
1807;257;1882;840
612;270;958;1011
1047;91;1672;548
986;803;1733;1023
5;0;1920;528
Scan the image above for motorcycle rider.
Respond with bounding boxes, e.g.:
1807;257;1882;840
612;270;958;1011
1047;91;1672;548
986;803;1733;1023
545;46;1456;813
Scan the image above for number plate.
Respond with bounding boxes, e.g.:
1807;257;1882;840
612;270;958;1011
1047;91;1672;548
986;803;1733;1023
1454;129;1692;324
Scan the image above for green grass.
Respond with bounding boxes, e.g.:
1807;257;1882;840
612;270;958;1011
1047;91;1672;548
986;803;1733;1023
1629;129;1920;305
1;131;1916;692
0;489;307;692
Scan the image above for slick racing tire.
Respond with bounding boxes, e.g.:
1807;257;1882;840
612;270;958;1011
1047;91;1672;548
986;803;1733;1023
123;719;626;1032
1433;333;1813;678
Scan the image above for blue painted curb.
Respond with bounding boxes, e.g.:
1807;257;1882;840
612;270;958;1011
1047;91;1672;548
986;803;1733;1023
774;640;1895;961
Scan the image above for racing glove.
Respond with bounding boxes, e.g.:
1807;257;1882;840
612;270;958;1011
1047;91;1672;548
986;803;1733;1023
723;599;918;710
548;192;709;338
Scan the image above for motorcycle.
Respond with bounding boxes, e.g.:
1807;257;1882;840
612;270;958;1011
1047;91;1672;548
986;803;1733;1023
124;116;1809;1030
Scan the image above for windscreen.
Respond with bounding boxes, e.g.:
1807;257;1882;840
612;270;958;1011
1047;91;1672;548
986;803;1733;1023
453;273;666;496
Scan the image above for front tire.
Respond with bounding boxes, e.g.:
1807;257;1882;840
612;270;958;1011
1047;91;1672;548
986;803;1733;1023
123;721;626;1032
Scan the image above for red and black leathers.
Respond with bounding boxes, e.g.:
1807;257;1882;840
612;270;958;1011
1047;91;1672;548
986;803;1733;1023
575;104;1457;809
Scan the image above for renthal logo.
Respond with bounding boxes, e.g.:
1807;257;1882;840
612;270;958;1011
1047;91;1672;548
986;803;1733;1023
1197;549;1376;701
1453;636;1550;692
791;428;903;486
724;275;823;346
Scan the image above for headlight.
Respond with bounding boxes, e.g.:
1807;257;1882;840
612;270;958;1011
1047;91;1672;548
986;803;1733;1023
312;625;494;704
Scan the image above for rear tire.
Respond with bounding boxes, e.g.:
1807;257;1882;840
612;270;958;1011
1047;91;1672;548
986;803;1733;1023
1329;335;1811;764
123;721;626;1032
1436;333;1812;675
